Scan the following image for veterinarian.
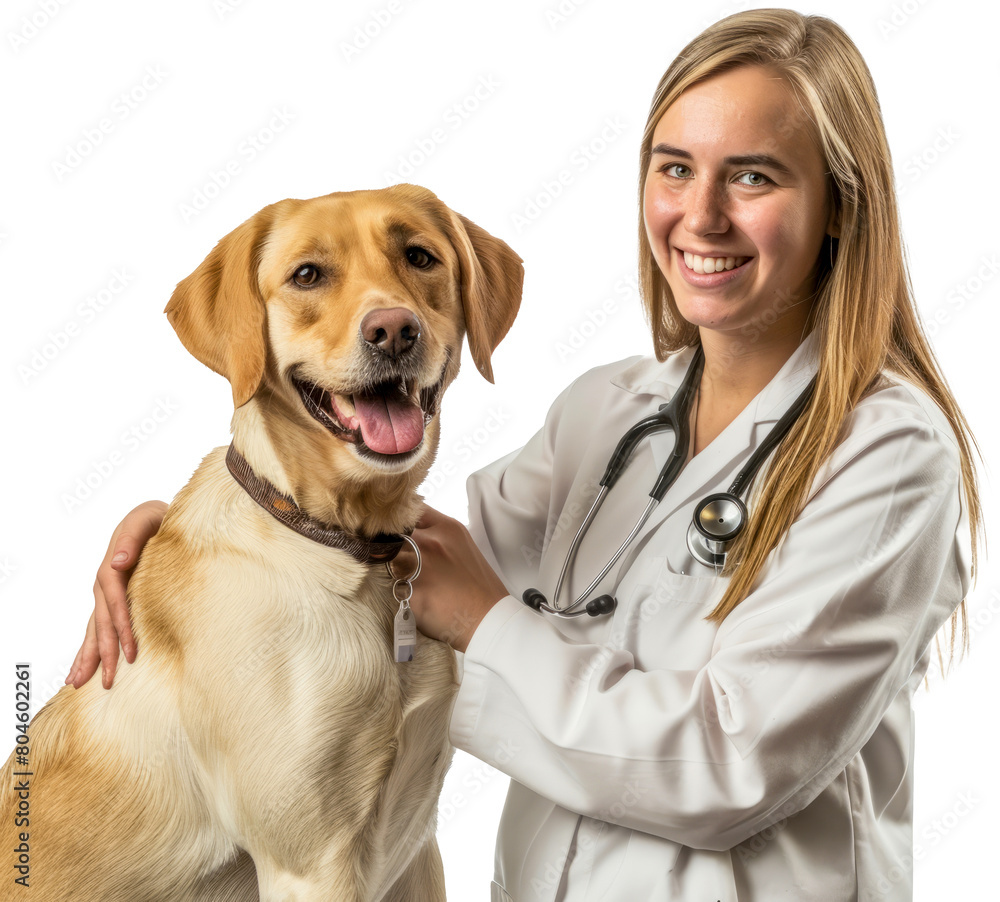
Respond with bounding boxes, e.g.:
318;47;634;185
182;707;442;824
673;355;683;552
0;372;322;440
69;9;980;901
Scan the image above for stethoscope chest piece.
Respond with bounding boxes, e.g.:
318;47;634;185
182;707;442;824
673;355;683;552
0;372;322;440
685;492;747;569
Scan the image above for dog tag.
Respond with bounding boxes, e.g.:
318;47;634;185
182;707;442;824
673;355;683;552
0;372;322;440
388;539;420;663
394;602;417;662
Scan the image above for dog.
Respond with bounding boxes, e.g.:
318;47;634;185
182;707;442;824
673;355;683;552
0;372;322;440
1;184;523;901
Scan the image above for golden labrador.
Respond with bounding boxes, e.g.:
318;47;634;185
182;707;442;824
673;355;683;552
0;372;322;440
1;185;522;901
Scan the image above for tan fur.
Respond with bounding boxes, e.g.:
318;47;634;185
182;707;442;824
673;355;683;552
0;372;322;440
1;185;523;900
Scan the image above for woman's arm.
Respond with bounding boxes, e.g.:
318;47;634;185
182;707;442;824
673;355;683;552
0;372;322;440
405;370;581;648
450;411;970;851
65;500;169;689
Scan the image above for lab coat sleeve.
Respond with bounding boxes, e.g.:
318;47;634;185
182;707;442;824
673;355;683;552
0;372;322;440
463;374;583;599
451;407;972;852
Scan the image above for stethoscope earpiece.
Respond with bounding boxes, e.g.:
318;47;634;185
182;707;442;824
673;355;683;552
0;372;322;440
522;588;546;610
585;594;617;616
522;587;617;617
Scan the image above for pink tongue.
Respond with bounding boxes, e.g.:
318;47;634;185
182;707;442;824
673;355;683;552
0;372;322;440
353;393;424;454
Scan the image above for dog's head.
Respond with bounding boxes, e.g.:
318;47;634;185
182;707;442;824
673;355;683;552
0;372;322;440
164;186;522;494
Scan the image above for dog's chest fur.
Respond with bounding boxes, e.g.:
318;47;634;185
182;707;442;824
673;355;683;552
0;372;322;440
126;446;458;890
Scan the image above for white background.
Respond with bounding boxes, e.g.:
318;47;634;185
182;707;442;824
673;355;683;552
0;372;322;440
1;0;997;898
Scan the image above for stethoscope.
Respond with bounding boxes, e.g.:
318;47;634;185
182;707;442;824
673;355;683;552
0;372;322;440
522;346;816;618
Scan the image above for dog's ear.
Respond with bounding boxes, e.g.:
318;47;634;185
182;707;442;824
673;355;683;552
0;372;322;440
442;209;524;384
164;203;281;408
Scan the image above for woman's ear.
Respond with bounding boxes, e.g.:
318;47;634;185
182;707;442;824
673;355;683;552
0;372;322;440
826;207;841;239
826;180;842;239
164;202;283;408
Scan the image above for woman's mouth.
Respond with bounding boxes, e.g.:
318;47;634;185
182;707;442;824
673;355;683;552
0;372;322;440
682;251;750;274
677;248;754;286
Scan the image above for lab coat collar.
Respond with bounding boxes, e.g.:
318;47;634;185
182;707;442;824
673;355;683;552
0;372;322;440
609;329;820;425
608;329;821;537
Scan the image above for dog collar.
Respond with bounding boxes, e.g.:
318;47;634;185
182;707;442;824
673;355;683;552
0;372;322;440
224;444;405;564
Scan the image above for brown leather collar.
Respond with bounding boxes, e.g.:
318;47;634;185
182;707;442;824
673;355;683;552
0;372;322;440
225;444;405;564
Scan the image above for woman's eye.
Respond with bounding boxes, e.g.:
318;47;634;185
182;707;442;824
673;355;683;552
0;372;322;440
405;246;436;269
736;171;771;187
292;264;321;287
660;163;692;179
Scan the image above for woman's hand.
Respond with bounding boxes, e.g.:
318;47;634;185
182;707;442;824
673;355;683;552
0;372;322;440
397;504;508;653
65;500;169;690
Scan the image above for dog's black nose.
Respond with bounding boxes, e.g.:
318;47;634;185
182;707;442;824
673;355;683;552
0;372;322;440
361;307;421;358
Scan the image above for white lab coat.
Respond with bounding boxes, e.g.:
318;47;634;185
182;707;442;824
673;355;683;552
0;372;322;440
449;330;972;901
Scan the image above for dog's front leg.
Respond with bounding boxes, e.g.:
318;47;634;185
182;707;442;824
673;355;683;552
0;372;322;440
379;837;448;902
253;864;364;902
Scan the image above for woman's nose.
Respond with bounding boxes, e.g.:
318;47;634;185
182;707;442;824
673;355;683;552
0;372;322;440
684;178;730;235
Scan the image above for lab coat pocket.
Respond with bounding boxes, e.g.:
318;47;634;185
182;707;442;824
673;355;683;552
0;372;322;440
490;879;514;901
617;561;728;671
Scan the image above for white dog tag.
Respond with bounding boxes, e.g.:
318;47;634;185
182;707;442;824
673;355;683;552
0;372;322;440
394;602;416;662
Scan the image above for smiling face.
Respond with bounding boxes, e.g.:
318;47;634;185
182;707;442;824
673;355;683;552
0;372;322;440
258;192;466;473
164;185;523;533
643;64;838;343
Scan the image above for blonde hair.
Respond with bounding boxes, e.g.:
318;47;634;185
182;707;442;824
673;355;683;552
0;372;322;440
637;9;981;663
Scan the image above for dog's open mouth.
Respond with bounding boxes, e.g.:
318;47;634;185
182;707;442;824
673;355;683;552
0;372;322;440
293;372;442;458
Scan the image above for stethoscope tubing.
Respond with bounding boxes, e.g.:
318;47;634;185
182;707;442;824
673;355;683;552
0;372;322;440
543;346;704;615
547;492;659;615
530;344;817;618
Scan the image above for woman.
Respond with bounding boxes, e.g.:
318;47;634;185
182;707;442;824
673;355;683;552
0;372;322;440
68;9;981;900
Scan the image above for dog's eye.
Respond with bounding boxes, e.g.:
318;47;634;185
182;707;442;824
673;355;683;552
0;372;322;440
292;264;321;287
405;246;435;269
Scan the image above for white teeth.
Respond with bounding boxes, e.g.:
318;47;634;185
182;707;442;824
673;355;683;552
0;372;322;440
683;251;749;274
335;394;356;416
